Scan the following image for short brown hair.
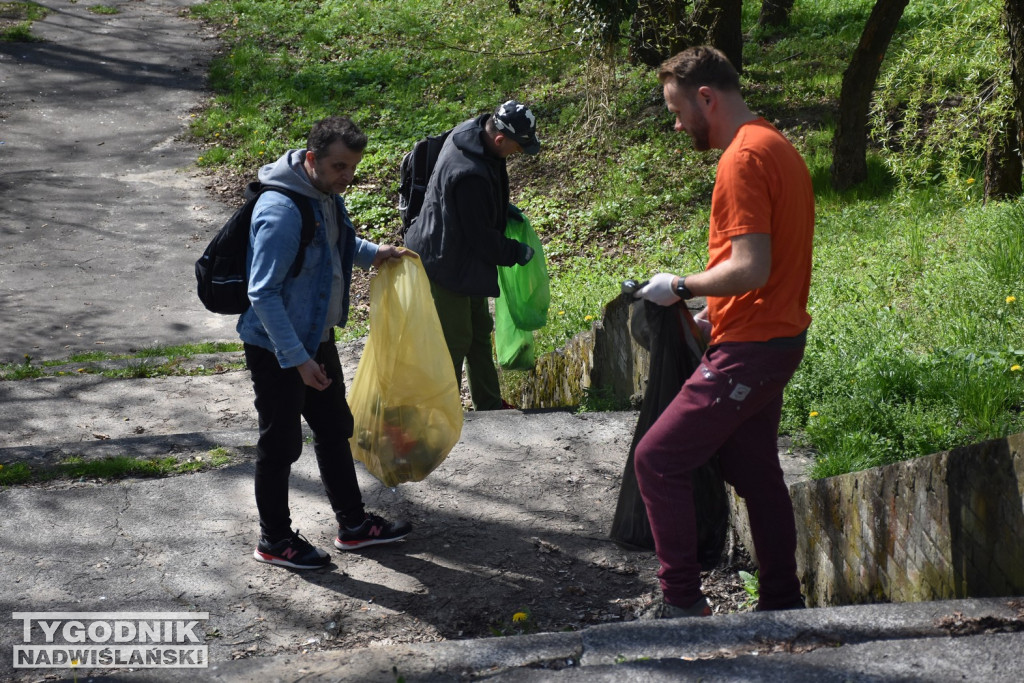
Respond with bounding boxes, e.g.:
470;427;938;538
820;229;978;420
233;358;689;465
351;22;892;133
658;46;740;93
307;116;367;157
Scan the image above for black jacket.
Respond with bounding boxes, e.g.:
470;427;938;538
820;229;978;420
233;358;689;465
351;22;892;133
404;114;522;297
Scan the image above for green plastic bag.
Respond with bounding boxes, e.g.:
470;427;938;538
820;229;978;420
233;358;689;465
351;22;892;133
494;289;535;370
498;210;549;331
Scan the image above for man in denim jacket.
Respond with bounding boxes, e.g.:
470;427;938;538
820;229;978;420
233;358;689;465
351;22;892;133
238;116;412;570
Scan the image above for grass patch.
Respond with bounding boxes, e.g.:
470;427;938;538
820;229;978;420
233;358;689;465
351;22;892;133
0;1;47;42
1;342;245;381
0;449;235;486
186;0;1023;477
577;385;633;413
88;5;120;15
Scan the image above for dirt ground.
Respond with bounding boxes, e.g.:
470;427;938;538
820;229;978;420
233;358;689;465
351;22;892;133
230;408;761;657
268;422;761;656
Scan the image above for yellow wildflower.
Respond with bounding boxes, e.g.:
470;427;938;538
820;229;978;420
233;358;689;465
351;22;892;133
809;411;819;418
584;315;594;321
558;311;565;316
512;612;528;623
1007;296;1016;304
967;178;975;185
1011;365;1022;372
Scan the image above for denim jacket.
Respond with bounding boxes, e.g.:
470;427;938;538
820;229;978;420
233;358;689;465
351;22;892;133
236;189;377;368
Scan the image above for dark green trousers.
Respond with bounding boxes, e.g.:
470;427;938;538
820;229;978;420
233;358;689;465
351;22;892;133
429;281;502;411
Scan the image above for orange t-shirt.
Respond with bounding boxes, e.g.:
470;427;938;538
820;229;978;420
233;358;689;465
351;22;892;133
706;118;814;344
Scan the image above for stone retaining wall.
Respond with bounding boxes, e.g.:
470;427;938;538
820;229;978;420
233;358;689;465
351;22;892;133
792;433;1024;606
517;294;652;409
731;433;1024;606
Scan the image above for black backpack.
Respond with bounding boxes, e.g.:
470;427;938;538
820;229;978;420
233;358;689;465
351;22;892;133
397;128;452;235
195;181;316;315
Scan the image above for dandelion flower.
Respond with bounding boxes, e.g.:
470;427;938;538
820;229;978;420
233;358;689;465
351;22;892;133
967;178;975;185
558;311;565;316
809;411;819;418
1007;296;1017;304
1012;365;1022;372
512;612;528;622
584;315;594;321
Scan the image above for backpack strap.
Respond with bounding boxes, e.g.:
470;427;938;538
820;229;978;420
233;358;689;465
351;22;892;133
272;188;316;277
245;182;317;278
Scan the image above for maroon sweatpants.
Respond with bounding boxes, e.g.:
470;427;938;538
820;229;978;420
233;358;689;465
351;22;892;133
634;340;805;610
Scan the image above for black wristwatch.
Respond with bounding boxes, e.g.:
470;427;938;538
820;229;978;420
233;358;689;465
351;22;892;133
674;276;694;300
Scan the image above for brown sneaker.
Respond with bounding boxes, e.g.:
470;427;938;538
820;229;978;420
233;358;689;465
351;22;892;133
643;596;712;620
755;596;806;612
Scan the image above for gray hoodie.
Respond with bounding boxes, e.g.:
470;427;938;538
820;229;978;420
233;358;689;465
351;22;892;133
258;149;345;341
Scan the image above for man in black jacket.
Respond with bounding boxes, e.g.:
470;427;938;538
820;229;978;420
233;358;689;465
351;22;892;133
404;100;540;410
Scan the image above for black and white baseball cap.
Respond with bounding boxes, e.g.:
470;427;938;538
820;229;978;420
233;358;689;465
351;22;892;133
492;100;540;155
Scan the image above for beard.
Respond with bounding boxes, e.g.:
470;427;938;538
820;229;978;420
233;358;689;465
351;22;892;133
688;111;711;151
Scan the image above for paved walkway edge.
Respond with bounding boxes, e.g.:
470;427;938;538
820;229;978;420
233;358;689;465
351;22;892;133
105;597;1021;682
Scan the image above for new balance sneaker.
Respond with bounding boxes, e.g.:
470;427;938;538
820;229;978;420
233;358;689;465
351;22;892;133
253;530;330;569
334;513;412;551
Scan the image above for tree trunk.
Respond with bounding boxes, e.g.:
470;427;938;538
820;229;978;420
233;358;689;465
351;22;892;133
986;0;1024;200
701;0;744;73
985;119;1022;201
830;0;910;191
758;0;795;28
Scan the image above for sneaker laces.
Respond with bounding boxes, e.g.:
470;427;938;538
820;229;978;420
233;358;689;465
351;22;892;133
289;530;316;553
362;513;388;530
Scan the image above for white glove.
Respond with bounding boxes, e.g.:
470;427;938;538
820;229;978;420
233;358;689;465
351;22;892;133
634;273;680;306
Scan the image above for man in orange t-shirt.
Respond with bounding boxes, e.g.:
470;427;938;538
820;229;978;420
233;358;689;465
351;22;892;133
632;46;814;618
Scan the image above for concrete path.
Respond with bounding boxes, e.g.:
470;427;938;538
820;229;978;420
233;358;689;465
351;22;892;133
0;0;234;364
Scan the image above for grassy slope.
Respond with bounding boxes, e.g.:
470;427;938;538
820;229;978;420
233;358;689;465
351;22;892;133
186;0;1024;477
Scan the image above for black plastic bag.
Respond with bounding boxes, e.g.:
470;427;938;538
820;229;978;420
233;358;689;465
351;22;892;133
609;284;729;569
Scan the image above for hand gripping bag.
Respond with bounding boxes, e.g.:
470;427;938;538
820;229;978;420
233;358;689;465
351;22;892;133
498;210;549;331
349;257;463;486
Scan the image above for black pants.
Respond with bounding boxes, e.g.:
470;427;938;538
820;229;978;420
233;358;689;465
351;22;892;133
245;340;365;541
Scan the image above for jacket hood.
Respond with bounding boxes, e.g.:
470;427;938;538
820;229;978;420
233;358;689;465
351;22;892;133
257;149;327;201
450;114;493;160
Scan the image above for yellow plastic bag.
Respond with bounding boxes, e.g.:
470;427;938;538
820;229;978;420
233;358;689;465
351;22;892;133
348;256;463;486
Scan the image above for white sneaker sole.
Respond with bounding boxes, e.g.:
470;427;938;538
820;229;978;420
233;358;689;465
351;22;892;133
333;530;410;551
